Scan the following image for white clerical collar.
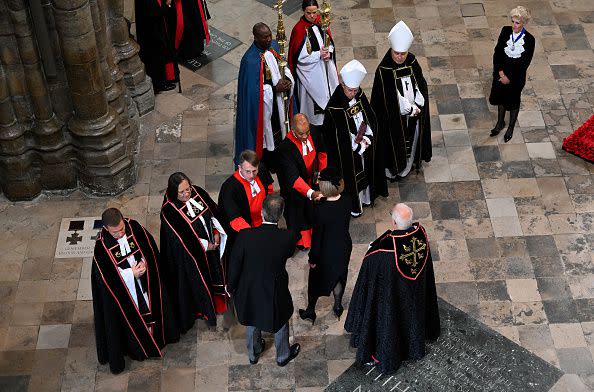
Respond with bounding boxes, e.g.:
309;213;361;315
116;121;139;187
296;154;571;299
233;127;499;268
117;236;131;256
302;139;313;156
262;221;277;225
238;171;260;196
185;198;204;218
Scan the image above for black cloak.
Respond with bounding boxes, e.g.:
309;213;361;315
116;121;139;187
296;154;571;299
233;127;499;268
321;87;388;214
92;219;179;374
160;185;227;330
345;224;441;373
371;50;432;175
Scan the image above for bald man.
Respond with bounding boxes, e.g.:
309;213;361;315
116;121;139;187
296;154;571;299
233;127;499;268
276;113;327;249
345;203;440;373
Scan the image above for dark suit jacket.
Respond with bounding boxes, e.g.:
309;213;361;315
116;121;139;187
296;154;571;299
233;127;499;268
228;224;298;333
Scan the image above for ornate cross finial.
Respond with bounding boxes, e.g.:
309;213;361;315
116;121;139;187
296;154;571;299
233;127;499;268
317;0;332;47
273;0;286;14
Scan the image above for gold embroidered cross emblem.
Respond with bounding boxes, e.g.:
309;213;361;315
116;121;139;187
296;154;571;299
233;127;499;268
398;237;426;275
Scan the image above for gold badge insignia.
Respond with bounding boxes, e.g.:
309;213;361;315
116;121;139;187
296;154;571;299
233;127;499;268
347;102;363;117
397;236;427;279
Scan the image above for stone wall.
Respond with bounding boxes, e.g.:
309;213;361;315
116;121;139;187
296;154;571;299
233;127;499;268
0;0;153;201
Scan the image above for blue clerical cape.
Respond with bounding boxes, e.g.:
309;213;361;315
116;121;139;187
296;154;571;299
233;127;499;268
234;41;281;165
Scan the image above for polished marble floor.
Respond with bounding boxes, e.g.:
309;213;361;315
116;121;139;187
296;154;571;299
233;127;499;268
1;0;594;390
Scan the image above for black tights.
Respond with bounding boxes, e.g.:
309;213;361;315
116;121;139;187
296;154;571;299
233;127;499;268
307;282;345;311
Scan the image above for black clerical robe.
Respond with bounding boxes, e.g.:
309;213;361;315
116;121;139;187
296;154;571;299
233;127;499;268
92;219;179;374
160;185;227;330
371;51;431;177
345;224;440;373
135;0;179;89
322;87;388;214
276;129;327;247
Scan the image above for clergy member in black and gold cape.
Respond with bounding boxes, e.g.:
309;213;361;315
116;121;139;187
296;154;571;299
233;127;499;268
322;59;388;217
371;20;431;180
345;203;440;373
92;208;179;374
160;172;228;331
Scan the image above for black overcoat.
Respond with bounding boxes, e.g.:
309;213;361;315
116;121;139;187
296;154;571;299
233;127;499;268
228;224;298;333
307;194;352;298
489;26;535;110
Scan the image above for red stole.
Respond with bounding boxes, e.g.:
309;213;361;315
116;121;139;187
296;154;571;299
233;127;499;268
233;171;265;228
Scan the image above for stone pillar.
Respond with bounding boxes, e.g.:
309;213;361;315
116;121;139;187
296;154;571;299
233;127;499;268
106;0;154;115
0;0;152;201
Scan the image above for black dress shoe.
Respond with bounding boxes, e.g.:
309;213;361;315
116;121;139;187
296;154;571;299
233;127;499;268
489;121;505;137
250;338;266;364
277;343;300;367
333;304;344;319
503;128;514;143
298;308;317;325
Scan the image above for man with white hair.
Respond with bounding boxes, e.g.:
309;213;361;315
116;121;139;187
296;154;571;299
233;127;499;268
345;203;440;373
371;21;432;180
321;59;388;217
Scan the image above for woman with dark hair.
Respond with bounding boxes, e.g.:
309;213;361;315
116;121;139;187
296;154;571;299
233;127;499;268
489;6;535;143
160;172;228;332
299;167;352;324
288;0;339;130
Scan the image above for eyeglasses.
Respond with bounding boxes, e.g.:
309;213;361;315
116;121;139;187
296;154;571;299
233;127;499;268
178;187;192;195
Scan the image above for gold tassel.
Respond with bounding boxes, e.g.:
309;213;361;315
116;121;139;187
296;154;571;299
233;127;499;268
305;28;312;55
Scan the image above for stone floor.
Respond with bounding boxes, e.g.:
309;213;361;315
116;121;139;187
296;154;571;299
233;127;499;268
1;0;594;390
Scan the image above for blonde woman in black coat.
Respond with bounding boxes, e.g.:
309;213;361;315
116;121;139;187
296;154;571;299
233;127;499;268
489;6;535;143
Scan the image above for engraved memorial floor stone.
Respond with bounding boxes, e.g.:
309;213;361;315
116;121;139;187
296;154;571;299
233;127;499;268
325;300;563;392
181;27;242;72
55;217;102;258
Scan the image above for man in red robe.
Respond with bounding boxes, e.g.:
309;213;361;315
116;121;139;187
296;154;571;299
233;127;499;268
276;113;327;249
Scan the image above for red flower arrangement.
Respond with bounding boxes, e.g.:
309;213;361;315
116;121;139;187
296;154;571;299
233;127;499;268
562;114;594;163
